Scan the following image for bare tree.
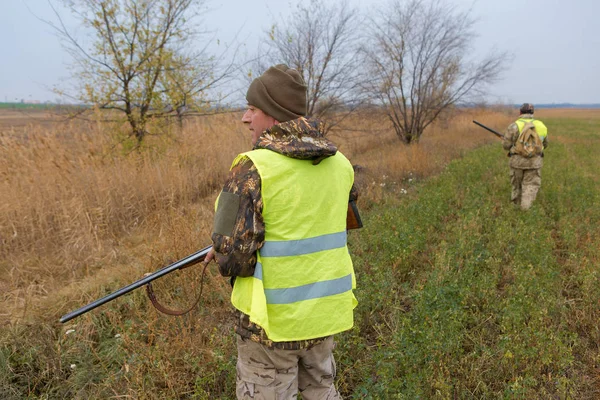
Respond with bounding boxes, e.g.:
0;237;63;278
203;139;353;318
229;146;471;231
255;0;364;132
362;0;507;144
48;0;234;147
161;43;237;128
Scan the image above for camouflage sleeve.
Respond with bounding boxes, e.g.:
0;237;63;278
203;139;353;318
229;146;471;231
503;123;519;152
211;156;264;278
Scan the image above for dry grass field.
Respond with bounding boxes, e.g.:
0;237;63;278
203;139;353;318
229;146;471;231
0;109;61;135
2;106;597;398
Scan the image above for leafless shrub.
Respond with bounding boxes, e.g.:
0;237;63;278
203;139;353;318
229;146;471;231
361;0;509;144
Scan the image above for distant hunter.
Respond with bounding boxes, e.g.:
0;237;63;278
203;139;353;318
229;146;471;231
502;103;549;210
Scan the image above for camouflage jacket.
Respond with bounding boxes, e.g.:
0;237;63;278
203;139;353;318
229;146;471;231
502;114;549;169
212;117;358;350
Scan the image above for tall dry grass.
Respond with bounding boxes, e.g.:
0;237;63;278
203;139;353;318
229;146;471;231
1;112;249;323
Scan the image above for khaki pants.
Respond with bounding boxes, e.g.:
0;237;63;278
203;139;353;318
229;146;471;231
510;167;542;210
235;335;341;400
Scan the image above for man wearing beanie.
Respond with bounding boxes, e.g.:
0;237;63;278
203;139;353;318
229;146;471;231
204;64;359;399
502;103;549;210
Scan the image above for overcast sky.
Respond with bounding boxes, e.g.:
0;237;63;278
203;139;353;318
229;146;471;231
1;0;599;105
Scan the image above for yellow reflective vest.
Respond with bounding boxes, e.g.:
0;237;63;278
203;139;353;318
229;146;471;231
230;149;357;342
515;118;548;140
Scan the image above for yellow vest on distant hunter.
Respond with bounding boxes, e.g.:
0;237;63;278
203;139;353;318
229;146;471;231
514;118;547;157
229;149;357;342
515;118;548;139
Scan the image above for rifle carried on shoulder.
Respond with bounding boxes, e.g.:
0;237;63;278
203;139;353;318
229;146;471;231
472;120;504;138
59;245;212;323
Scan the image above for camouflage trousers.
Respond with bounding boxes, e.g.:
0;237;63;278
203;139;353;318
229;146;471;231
510;167;542;210
235;335;341;400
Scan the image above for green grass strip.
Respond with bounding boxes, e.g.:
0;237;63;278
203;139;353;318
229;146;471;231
341;117;600;399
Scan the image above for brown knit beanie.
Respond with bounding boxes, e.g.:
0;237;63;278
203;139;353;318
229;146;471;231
246;64;307;122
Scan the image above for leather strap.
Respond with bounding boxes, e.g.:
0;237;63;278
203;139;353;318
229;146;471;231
145;260;210;316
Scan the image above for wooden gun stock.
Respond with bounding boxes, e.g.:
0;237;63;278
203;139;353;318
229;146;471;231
346;200;363;230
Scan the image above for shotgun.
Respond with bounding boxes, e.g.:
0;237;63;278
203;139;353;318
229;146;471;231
472;120;504;138
59;245;212;323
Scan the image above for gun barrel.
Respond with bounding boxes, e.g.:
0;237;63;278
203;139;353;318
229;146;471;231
59;245;212;323
472;120;504;138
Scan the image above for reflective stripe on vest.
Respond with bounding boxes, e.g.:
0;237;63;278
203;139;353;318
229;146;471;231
230;148;357;342
254;261;353;304
259;231;347;257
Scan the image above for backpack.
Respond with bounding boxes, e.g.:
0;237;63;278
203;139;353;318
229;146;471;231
513;121;543;158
